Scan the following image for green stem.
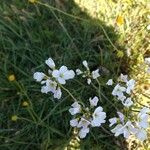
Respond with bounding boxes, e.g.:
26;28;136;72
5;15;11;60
59;84;77;102
95;78;102;102
27;108;37;123
37;1;118;51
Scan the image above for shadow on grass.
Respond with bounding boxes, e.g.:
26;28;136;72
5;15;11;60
0;0;126;149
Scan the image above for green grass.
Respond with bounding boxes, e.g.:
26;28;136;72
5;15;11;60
0;0;149;150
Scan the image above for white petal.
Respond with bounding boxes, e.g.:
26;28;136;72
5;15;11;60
111;124;124;136
54;87;62;99
139;121;149;129
76;69;83;75
41;85;50;93
126;87;132;94
69;108;80;115
139;107;150;115
87;78;91;84
79;128;89;138
117;112;124;123
119;74;128;82
118;95;126;102
145;57;150;65
126;79;136;92
93;106;106;118
147;25;150;30
93;106;103;116
52;70;60;78
123;128;130;138
58;77;66;84
45;58;55;69
59;66;68;73
69;102;81;115
70;119;78;127
91;117;106;127
139;114;149;121
82;60;89;69
92;107;106;126
106;79;113;85
41;80;46;84
92;69;100;79
33;72;45;82
109;117;117;127
47;80;57;93
123;98;133;107
136;129;147;141
89;96;99;107
63;70;75;80
71;102;81;108
77;118;90;128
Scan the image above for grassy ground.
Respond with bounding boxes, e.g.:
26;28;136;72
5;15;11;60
0;0;149;150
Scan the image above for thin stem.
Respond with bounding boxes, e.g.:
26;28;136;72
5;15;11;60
37;1;119;51
101;126;113;136
59;84;77;102
95;78;102;102
14;81;40;121
26;108;37;123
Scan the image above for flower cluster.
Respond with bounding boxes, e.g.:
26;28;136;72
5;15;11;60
33;58;75;99
109;107;150;141
76;60;100;84
69;96;106;138
33;58;150;142
110;74;136;107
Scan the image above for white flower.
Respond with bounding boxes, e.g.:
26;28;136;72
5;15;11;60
87;78;91;85
111;124;124;137
70;118;79;127
77;118;91;128
138;107;150;115
91;106;106;127
138;114;149;129
54;87;62;99
147;25;150;30
92;69;100;79
137;108;150;129
118;95;126;102
109;117;117;127
106;79;113;85
41;85;50;94
126;79;136;94
41;79;57;94
52;66;75;84
119;74;128;82
45;58;55;69
69;102;81;115
111;121;135;138
89;96;99;107
78;127;89;139
33;72;45;82
112;84;126;98
145;57;150;65
122;97;133;107
82;60;89;69
135;129;147;141
76;69;83;75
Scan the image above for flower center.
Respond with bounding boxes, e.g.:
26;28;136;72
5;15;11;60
60;73;64;78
